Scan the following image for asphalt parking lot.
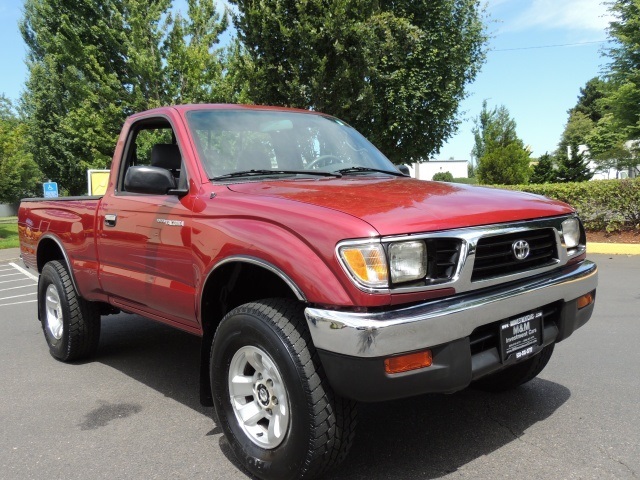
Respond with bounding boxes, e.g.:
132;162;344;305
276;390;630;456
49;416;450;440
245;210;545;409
0;253;638;479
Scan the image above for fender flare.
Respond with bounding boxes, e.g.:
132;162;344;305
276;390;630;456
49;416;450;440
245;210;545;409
37;233;81;295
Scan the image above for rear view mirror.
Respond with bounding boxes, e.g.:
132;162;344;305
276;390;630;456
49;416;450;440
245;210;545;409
124;166;177;195
397;165;411;176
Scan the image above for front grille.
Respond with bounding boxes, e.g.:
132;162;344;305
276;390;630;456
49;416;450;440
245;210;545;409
471;228;558;281
428;238;461;281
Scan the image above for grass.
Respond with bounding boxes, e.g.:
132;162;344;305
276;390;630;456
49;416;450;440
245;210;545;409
0;219;19;249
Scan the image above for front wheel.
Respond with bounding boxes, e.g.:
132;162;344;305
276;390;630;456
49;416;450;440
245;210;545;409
210;299;357;480
472;344;555;392
37;260;101;362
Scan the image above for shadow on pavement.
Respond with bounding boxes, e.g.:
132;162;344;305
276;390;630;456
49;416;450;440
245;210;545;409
96;313;206;414
330;379;570;479
96;312;570;480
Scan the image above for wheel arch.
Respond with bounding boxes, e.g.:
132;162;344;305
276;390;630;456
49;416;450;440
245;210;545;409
197;256;307;406
36;235;80;293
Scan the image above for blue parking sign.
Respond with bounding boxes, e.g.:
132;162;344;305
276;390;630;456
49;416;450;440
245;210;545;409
43;182;59;198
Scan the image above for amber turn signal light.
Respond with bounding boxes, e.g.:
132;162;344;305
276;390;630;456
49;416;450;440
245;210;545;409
384;350;433;374
577;291;595;309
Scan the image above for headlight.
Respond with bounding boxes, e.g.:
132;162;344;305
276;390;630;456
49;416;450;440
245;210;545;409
339;243;388;288
561;218;581;248
389;241;427;283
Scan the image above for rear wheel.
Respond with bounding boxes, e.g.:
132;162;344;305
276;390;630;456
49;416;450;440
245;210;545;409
38;260;101;362
210;299;357;480
473;344;555;392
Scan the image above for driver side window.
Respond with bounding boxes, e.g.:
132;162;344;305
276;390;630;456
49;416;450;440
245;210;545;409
120;119;187;193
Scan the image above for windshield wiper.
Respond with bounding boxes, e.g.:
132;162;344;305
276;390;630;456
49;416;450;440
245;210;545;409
210;169;342;181
335;166;408;177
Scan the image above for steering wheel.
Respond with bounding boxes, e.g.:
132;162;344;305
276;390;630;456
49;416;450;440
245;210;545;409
306;155;342;170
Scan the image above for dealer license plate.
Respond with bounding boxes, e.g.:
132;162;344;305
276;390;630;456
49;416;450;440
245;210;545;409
499;311;543;362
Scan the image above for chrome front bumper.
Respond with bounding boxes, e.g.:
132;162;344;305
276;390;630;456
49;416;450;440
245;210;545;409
305;260;597;358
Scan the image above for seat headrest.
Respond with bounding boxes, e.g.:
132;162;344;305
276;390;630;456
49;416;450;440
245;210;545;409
150;144;181;170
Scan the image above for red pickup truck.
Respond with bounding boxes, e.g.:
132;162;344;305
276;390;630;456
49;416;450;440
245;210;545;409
19;104;597;480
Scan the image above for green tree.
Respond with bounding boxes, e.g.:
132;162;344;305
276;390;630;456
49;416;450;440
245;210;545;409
568;77;607;124
556;143;593;183
21;0;134;194
558;111;595;156
477;143;531;185
21;0;238;195
473;101;530;185
164;0;230;103
530;153;556;184
471;100;519;162
603;0;640;140
229;0;488;163
124;0;172;112
0;95;42;202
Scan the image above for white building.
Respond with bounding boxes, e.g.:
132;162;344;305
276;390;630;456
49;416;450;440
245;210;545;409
408;160;468;180
578;141;639;180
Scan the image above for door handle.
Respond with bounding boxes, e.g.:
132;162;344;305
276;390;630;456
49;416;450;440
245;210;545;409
104;214;117;227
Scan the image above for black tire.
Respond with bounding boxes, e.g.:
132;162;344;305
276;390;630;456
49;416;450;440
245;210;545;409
473;344;555;392
38;260;101;362
210;299;357;480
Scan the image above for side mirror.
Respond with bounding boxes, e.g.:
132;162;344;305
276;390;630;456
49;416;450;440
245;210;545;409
124;166;178;195
397;164;411;176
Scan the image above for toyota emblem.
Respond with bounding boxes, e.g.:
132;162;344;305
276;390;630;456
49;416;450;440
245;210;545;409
512;240;530;260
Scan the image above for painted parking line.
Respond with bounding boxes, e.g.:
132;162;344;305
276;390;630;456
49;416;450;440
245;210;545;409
0;277;35;285
0;263;37;308
0;299;37;307
0;284;37;293
0;293;37;301
0;272;23;278
9;262;39;281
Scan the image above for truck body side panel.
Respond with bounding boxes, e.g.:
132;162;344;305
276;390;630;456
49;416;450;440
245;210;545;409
18;197;102;299
96;191;199;329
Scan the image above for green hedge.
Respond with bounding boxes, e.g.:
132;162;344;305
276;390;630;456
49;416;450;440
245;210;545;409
452;177;478;185
494;178;640;232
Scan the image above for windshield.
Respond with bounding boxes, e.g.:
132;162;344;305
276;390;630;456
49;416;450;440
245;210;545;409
185;109;398;180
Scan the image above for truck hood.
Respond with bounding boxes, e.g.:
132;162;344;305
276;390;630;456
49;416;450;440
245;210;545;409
227;177;574;236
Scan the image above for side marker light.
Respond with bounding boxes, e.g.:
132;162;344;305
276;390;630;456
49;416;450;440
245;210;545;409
384;350;433;374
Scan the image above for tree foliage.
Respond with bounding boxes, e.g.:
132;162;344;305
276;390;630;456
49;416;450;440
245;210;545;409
229;0;488;164
557;0;640;176
558;111;595;156
165;0;230;103
472;100;519;162
0;95;42;203
19;0;488;195
477;143;531;185
473;101;530;185
530;153;556;184
20;0;230;195
553;0;640;177
556;144;593;183
568;77;607;124
605;0;640;140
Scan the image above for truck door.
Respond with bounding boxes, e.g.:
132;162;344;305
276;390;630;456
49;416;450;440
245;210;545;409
97;117;199;330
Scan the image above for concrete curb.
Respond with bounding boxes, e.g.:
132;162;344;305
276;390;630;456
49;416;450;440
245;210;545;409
587;243;640;255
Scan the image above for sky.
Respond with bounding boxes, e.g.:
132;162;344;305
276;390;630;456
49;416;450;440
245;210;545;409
0;0;614;161
438;0;613;161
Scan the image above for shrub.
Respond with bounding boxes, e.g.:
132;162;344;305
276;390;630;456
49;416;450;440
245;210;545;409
496;178;640;232
432;171;454;182
452;177;478;184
